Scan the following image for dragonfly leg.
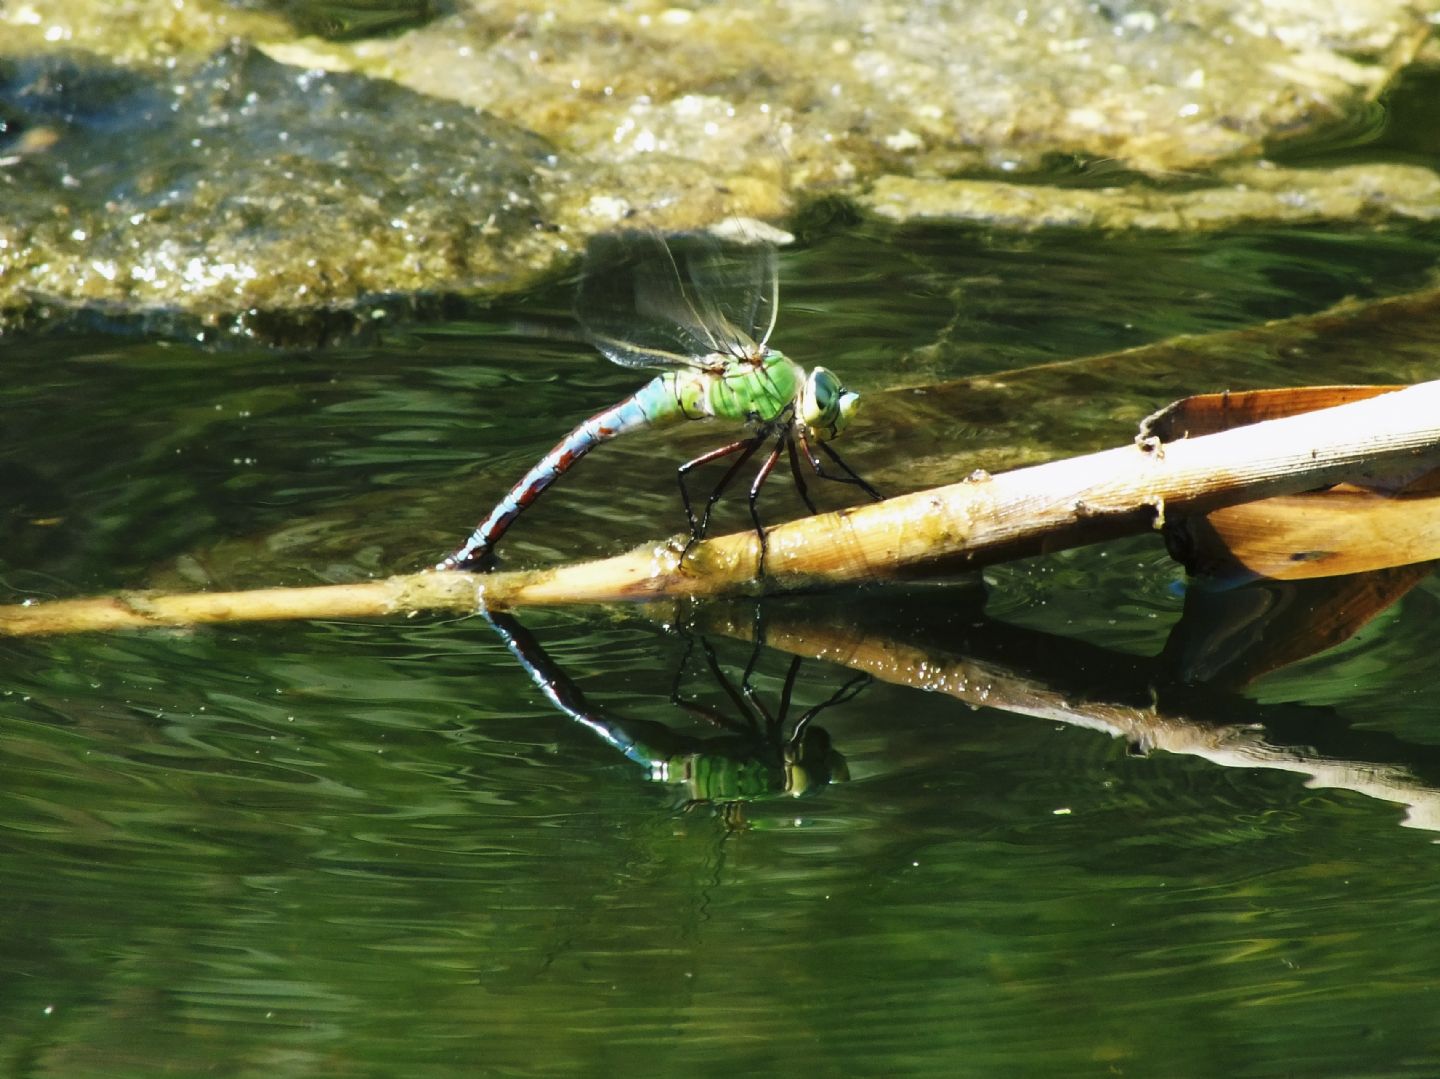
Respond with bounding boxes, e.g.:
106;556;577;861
748;433;787;578
821;442;883;501
678;438;753;532
678;433;768;563
798;429;883;502
784;433;819;514
698;435;769;537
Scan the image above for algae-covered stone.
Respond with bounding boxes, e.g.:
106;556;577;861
273;0;1436;181
1;0;1438;336
0;42;564;339
860;164;1440;230
0;0;291;66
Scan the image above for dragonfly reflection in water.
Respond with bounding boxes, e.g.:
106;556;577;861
484;609;864;819
439;229;880;573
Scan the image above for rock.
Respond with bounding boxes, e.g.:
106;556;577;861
0;42;564;340
860;163;1440;230
1;0;1436;336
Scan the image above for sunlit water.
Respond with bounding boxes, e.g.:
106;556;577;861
6;118;1440;1078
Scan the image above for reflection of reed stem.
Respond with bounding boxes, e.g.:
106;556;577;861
719;611;1440;834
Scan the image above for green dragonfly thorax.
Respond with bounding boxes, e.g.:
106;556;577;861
698;348;803;426
687;350;860;443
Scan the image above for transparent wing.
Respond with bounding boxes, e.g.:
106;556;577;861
683;233;779;353
576;230;780;371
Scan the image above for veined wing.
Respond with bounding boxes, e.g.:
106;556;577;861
577;229;780;371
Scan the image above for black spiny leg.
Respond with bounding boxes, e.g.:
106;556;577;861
798;429;883;501
820;442;883;501
677;433;767;562
784;433;819;514
678;438;753;532
748;432;787;578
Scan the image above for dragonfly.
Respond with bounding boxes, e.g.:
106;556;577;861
437;228;881;573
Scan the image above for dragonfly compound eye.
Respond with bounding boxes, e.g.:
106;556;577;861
801;367;860;441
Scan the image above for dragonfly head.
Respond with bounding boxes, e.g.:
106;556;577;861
798;366;860;443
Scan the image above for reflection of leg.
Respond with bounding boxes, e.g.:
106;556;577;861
669;632;760;733
791;669;872;743
749;434;786;577
668;633;699;709
700;636;762;733
754;654;804;736
740;602;766;693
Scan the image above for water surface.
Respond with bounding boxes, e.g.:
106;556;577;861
4;208;1440;1076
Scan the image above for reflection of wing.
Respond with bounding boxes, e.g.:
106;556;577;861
577;230;780;371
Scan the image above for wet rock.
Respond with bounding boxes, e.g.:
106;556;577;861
0;0;1436;336
271;0;1434;181
0;0;289;66
860;163;1440;230
0;42;563;340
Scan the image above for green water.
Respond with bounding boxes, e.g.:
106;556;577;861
7;204;1440;1074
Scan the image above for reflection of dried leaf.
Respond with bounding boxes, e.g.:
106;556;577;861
1158;565;1436;688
